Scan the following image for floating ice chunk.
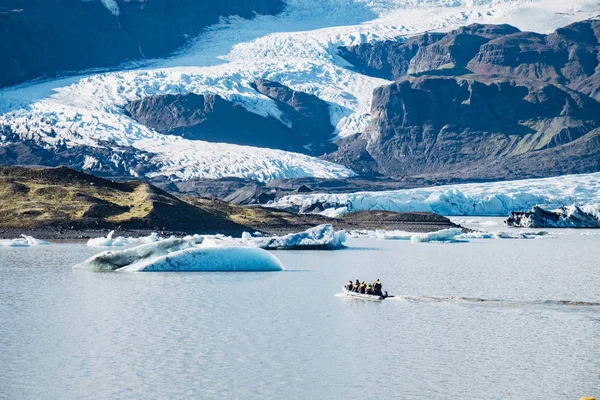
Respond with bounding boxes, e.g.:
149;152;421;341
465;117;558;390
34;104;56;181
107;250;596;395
379;230;413;240
249;224;347;250
458;232;495;239
21;235;50;245
492;230;552;239
0;238;30;247
410;228;463;243
87;231;162;247
0;235;50;247
74;236;283;272
241;232;253;240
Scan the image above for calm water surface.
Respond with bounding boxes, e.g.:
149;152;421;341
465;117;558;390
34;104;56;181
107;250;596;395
1;230;599;399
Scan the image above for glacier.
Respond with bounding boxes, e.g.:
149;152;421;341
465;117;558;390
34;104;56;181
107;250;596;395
2;0;598;181
272;172;600;216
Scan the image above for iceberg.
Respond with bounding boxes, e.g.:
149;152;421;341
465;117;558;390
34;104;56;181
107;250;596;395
410;228;463;243
0;235;50;247
87;231;162;247
247;224;347;250
74;236;284;272
506;205;600;228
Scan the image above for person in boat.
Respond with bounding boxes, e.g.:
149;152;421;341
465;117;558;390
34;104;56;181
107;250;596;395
353;279;360;292
366;283;374;295
359;282;367;294
346;280;353;291
373;279;382;295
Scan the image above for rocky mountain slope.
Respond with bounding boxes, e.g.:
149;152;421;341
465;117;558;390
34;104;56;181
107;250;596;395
0;0;283;88
328;20;600;180
125;80;336;155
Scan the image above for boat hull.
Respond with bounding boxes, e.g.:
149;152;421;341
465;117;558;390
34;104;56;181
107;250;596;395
342;287;386;301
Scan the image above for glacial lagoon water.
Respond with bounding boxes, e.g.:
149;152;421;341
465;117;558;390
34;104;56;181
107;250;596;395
1;227;599;399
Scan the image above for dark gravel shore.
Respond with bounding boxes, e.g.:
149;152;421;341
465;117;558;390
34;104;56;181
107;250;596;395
0;211;461;240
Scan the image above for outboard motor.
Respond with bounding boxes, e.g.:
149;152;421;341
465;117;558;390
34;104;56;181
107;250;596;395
383;291;388;298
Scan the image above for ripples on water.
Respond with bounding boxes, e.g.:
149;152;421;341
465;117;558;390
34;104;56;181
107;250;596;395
1;233;599;399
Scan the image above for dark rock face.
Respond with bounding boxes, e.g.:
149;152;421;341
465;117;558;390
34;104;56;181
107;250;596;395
467;21;600;99
0;125;156;178
125;93;305;152
338;24;520;80
125;82;337;155
507;205;600;228
0;0;284;88
329;20;600;180
251;79;337;154
338;21;600;99
338;33;445;80
328;75;600;179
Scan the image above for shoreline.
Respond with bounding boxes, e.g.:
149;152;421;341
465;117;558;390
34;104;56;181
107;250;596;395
0;219;462;241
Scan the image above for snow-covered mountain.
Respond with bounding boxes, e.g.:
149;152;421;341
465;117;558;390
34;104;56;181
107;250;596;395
1;0;599;182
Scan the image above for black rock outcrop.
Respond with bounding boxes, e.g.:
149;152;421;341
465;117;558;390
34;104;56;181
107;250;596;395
0;0;284;88
507;205;600;228
251;79;337;154
125;81;337;155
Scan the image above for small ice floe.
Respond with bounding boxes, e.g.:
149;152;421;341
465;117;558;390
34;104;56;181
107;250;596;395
247;224;347;250
349;227;553;242
351;228;462;243
0;235;50;247
74;236;284;272
87;231;162;247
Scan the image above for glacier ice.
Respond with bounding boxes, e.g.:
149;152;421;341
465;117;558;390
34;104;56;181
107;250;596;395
87;231;162;247
75;236;284;272
273;172;600;217
1;0;597;181
74;224;347;272
349;227;553;241
246;224;347;249
0;235;51;247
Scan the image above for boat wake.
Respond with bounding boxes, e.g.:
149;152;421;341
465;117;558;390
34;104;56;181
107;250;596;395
391;295;600;307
